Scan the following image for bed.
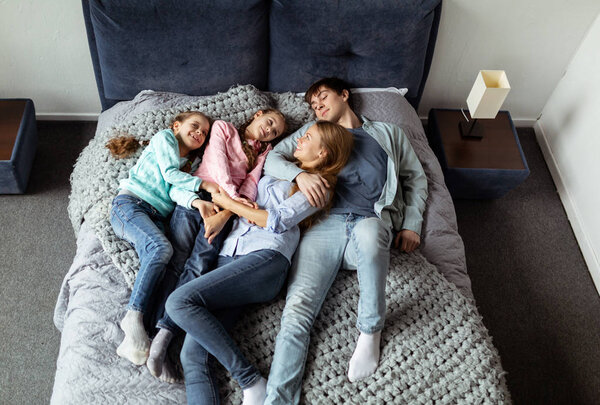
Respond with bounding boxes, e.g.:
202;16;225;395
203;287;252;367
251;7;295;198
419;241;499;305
52;1;510;403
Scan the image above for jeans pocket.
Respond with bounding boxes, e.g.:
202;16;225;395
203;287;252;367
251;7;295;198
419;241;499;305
110;208;126;238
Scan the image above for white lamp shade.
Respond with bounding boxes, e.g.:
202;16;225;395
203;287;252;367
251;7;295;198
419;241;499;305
466;70;511;119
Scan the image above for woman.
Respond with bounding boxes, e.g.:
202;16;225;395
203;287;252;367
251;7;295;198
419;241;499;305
165;120;354;405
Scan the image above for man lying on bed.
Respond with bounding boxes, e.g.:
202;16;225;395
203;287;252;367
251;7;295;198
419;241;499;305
262;77;428;404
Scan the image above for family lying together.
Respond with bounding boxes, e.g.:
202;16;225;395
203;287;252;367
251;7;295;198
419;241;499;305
107;77;428;405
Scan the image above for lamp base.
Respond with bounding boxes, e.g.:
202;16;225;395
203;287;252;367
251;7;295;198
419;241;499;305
459;119;484;138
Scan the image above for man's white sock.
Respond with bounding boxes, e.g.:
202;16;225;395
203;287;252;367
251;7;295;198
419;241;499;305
348;331;381;382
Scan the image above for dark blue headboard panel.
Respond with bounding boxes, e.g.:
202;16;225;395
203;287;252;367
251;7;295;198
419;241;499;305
82;0;441;111
269;0;441;109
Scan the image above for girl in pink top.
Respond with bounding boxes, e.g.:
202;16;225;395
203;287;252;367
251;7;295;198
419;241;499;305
194;109;286;204
147;109;286;382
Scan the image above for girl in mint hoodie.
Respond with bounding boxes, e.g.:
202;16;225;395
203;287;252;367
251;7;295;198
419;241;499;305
108;111;218;366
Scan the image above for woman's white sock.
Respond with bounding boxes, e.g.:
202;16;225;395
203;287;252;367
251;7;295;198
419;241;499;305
242;377;267;405
348;331;381;382
147;328;173;377
116;310;150;365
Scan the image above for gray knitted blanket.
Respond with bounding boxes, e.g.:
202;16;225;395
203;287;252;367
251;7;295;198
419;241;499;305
62;85;511;403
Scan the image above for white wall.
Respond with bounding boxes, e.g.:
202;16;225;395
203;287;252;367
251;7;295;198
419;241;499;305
1;1;599;121
419;0;600;125
0;0;101;119
535;14;600;294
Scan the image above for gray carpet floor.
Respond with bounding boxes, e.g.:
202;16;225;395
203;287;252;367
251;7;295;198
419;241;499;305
0;122;598;404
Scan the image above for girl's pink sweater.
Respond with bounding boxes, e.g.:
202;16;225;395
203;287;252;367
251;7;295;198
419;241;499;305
193;120;271;201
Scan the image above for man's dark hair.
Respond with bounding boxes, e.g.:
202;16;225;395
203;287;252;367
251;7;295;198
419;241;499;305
305;77;354;109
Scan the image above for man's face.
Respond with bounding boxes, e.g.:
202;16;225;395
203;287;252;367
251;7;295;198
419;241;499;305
309;86;349;123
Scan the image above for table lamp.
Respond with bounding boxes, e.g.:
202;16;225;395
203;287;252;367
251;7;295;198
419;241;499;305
460;70;511;138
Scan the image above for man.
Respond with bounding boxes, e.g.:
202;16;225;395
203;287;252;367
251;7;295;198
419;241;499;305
263;78;428;404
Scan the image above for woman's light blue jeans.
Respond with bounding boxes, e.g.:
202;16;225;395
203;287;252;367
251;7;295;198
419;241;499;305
265;213;392;405
110;194;173;314
166;249;290;405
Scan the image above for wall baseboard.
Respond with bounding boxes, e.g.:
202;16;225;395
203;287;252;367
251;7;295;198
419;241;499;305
534;120;600;296
36;113;99;121
420;116;537;128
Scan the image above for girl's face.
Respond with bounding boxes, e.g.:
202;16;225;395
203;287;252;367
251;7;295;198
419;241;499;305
244;111;285;142
293;124;328;168
173;114;210;150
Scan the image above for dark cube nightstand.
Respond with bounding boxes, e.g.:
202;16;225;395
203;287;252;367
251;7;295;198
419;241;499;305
0;99;38;194
427;108;529;199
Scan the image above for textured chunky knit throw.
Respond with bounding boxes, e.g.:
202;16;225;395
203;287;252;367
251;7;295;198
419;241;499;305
66;85;510;403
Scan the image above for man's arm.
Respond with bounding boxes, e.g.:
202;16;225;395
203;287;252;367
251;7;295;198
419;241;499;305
264;122;330;207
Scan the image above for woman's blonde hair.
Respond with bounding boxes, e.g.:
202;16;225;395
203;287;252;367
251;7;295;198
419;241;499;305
238;108;287;170
291;120;354;229
106;111;211;165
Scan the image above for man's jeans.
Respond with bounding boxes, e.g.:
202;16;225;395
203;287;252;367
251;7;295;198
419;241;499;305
166;250;289;404
265;214;392;404
153;203;234;333
110;194;173;313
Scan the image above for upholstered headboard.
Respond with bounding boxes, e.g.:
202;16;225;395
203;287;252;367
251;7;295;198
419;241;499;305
82;0;442;111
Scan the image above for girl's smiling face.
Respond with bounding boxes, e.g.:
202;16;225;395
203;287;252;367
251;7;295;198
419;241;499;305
244;111;285;142
293;124;328;168
173;114;210;151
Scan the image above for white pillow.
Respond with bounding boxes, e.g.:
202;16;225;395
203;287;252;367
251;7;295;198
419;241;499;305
296;86;408;97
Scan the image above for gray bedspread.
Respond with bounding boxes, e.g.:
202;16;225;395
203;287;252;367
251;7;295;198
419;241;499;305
53;223;509;404
51;86;508;404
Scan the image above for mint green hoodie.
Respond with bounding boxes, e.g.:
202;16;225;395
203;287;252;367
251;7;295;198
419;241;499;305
119;129;201;217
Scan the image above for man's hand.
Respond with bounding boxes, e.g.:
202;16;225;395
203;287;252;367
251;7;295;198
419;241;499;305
295;172;330;208
191;199;219;221
203;211;232;244
394;229;420;253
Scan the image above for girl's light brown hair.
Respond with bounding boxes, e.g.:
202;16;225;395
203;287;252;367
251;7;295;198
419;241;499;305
238;109;287;170
291;120;354;230
106;111;211;166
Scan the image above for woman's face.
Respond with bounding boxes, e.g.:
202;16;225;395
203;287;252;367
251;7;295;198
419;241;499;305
245;111;285;142
174;114;210;150
293;124;328;167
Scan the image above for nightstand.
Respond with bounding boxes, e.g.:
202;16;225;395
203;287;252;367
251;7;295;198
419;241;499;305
427;108;529;199
0;99;37;194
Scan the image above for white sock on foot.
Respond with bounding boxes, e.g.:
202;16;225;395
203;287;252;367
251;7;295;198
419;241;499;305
242;377;267;405
147;328;173;377
348;331;381;382
116;310;150;365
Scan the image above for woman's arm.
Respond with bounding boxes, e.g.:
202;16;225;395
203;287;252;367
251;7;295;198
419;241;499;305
212;188;268;227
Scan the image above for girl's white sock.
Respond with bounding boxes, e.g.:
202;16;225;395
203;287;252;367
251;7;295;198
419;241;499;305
242;377;267;405
147;328;173;377
116;310;150;365
348;331;381;382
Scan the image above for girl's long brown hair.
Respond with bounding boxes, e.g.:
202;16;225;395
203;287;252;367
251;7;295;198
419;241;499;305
237;109;287;170
291;120;354;230
106;111;211;171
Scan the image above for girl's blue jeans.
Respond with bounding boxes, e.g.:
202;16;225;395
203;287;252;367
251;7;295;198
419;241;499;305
166;249;289;404
152;204;234;333
110;194;173;314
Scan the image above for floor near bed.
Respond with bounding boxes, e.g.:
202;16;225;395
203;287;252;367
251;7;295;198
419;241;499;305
0;122;598;405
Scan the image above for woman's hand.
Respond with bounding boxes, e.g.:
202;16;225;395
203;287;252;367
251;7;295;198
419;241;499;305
203;210;233;244
199;180;219;194
295;172;330;208
191;198;219;221
394;229;420;253
233;196;259;209
211;187;233;209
